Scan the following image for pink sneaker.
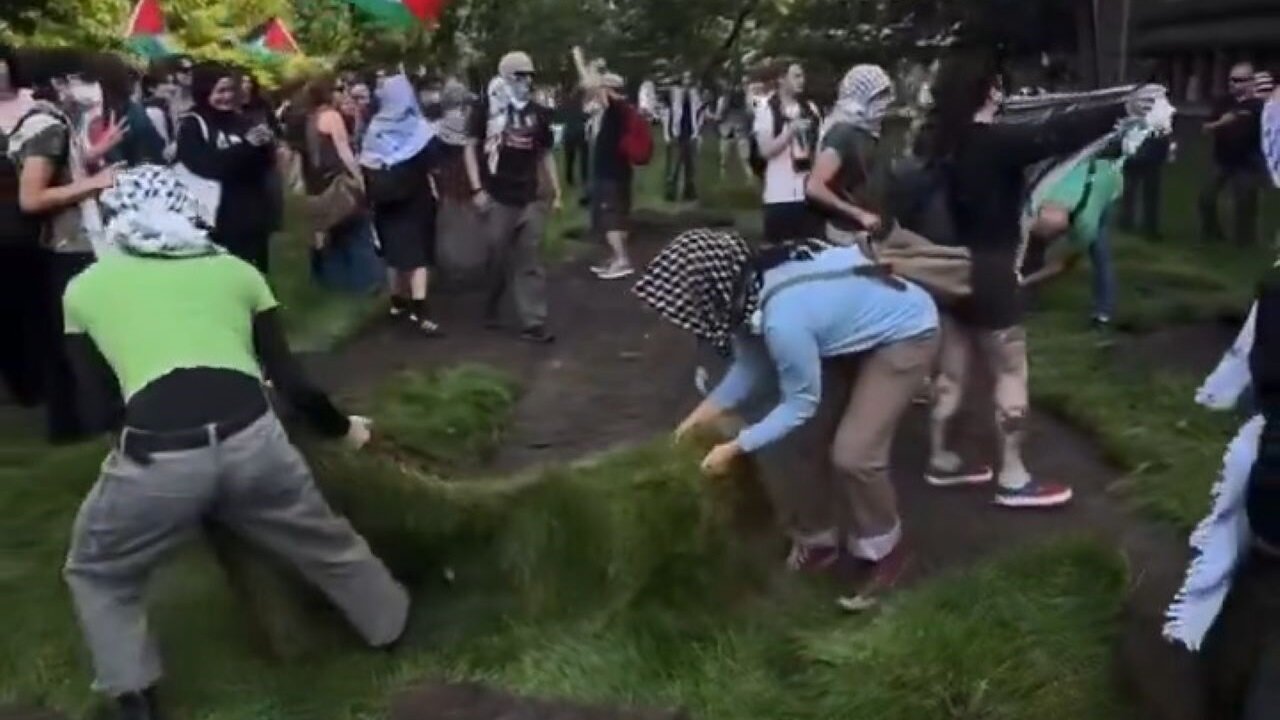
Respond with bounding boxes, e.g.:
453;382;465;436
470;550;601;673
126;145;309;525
994;479;1074;509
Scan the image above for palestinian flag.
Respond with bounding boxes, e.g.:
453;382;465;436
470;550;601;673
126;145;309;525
244;17;302;56
123;0;177;59
346;0;449;27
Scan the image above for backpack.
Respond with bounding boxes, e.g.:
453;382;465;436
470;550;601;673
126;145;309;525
748;96;819;179
0;110;49;249
619;101;654;166
871;157;972;305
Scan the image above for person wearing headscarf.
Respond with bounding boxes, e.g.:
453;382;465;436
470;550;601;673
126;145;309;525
469;51;559;344
806;64;895;248
430;79;489;288
637;228;938;603
60;165;409;720
174;62;278;273
361;72;445;335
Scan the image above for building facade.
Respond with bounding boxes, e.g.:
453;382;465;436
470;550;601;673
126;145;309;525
1131;0;1280;105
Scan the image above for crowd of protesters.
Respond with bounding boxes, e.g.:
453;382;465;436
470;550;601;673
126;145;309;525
4;30;1280;720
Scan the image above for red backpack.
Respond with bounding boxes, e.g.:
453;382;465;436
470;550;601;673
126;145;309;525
619;102;654;166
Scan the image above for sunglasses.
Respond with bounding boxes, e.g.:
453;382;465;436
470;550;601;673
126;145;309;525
513;71;535;80
1230;76;1252;83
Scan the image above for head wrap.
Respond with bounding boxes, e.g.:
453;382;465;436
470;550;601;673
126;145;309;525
484;50;537;172
99;164;219;258
190;62;236;119
632;228;759;353
360;74;435;168
827;64;895;139
437;79;475;147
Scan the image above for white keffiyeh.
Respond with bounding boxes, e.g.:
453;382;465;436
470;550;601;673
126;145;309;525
1164;304;1261;651
99;164;220;258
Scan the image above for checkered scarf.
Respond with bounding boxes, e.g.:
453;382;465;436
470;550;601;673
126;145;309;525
99;164;219;258
632;228;758;353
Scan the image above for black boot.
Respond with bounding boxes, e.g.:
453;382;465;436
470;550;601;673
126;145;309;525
116;687;163;720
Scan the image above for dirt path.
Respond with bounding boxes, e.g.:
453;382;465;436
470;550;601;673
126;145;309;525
299;212;1205;719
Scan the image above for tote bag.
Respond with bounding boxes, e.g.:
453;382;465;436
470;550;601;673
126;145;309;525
172;113;223;225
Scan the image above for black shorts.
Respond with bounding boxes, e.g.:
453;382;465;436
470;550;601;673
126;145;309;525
591;179;632;235
763;201;822;244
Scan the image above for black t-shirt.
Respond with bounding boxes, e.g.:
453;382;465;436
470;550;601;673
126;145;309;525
1211;96;1264;170
592;99;632;185
945;105;1124;329
477;101;554;207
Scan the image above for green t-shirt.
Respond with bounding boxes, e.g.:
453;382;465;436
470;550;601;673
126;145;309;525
819;122;885;232
64;252;278;400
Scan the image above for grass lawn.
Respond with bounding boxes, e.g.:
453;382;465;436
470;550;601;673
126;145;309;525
2;130;1268;718
1;375;1130;718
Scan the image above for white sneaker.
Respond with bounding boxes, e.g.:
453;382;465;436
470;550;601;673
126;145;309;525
596;262;635;280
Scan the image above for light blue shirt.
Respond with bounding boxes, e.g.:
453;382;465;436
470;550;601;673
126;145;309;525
708;246;939;452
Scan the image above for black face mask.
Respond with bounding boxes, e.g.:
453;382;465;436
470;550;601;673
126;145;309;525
423;102;443;121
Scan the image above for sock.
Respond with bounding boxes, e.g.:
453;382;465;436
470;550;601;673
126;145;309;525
409;298;429;320
390;295;409;315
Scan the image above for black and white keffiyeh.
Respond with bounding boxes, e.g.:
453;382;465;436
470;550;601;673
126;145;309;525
632;228;759;352
99;164;220;258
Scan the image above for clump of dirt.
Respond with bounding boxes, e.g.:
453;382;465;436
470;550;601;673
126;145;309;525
390;681;687;720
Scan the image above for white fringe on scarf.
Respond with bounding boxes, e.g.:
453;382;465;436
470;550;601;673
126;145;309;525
1163;304;1260;651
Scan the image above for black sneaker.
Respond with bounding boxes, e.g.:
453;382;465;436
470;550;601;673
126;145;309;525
519;326;556;344
116;688;163;720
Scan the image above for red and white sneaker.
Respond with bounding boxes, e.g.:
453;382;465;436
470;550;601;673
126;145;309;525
994;479;1074;509
925;465;995;488
836;543;913;613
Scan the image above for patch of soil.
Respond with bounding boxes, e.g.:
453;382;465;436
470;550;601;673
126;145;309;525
306;219;698;476
303;211;1197;720
390;682;686;720
1114;320;1239;379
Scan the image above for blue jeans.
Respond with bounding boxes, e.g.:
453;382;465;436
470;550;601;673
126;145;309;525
312;217;384;295
1089;210;1116;321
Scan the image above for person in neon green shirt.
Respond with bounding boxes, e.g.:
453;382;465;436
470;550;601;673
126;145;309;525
61;165;409;720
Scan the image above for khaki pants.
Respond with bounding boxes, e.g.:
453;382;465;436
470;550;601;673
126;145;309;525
930;314;1030;485
755;333;938;560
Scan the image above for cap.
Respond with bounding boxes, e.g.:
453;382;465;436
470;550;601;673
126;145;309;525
499;51;535;77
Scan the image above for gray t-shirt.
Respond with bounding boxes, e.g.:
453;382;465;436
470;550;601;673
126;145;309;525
819;122;885;233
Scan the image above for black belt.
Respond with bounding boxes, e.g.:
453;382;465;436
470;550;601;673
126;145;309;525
118;407;270;465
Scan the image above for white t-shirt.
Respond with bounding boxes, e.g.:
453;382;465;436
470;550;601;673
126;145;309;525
754;97;814;205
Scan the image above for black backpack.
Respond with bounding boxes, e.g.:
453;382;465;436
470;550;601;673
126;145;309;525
748;95;819;179
0;111;46;249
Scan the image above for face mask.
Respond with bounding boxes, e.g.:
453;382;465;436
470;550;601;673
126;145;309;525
508;77;532;104
585;100;604;116
66;79;104;110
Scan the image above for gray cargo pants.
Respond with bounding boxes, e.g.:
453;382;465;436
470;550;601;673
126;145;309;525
63;411;409;696
484;201;549;329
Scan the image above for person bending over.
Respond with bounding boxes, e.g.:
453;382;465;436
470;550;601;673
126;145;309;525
61;166;409;720
635;228;938;604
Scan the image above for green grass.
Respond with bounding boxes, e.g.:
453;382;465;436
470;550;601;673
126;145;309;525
1024;133;1277;530
364;365;520;471
0;417;1130;718
9;130;1265;720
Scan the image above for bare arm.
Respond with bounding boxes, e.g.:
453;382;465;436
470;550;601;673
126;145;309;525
541;151;562;207
805;148;876;228
19;157;109;214
318;110;361;179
